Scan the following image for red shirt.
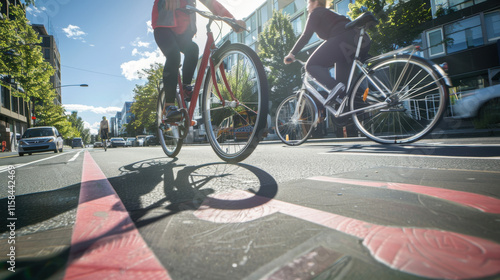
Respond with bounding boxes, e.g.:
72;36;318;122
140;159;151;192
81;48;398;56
152;0;234;34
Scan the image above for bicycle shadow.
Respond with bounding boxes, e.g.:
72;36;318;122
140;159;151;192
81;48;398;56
319;143;500;157
108;158;279;229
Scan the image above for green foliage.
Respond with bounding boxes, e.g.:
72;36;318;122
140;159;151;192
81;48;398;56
348;0;431;55
0;4;54;102
258;10;302;114
129;63;163;135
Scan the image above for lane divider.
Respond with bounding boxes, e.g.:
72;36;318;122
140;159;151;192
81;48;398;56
194;190;500;279
309;176;500;214
64;151;170;280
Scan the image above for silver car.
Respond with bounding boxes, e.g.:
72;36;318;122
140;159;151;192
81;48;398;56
18;126;64;156
452;84;500;119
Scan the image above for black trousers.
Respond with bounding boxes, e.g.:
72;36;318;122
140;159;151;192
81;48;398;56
306;30;370;90
154;28;199;103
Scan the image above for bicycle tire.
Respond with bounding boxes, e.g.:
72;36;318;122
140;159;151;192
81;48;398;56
202;43;268;163
350;55;448;144
157;88;189;158
275;93;318;146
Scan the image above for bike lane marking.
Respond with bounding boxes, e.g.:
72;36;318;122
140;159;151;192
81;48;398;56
64;150;171;280
194;189;500;279
309;176;500;214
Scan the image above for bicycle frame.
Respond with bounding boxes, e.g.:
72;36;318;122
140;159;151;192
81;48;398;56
174;19;237;126
298;26;424;120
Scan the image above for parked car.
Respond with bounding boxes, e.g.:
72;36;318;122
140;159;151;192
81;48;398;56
144;135;158;146
94;142;103;148
125;138;136;147
452;84;500;128
110;137;126;148
18;126;64;156
72;137;84;148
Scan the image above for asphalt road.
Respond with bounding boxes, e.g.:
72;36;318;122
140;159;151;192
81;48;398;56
1;136;499;280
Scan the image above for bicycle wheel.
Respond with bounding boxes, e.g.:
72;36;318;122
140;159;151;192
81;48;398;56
275;93;317;146
202;43;268;163
157;88;189;158
350;55;448;144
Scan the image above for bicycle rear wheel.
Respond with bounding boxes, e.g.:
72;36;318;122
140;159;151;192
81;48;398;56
350;55;448;144
202;43;268;163
157;88;189;158
275;93;317;146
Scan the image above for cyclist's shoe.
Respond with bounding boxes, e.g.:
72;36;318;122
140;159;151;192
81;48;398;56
163;106;182;122
183;85;194;102
324;83;346;106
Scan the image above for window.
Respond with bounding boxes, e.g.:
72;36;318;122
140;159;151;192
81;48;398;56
427;28;445;56
444;16;483;54
283;2;296;15
291;17;303;36
335;0;353;17
244;14;257;46
485;11;500;42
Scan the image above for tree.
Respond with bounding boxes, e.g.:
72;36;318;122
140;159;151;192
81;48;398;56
258;10;302;114
35;95;77;139
129;63;163;135
346;0;432;55
1;3;55;127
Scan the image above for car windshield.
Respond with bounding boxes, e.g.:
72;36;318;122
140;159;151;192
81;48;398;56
23;128;54;138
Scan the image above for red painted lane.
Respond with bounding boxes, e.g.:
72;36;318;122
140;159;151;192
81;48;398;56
309;176;500;214
64;151;170;280
194;190;500;279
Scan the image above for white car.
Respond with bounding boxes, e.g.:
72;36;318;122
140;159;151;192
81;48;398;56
452;84;500;120
18;126;64;156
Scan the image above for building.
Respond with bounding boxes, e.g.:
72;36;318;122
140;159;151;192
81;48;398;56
0;0;29;151
119;101;134;136
31;24;62;104
420;0;500;93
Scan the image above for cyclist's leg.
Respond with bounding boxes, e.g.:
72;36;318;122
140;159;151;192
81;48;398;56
154;28;182;120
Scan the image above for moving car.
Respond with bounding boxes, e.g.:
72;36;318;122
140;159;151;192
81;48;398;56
72;137;84;148
452;84;500;128
110;137;126;148
94;142;103;148
18;126;64;156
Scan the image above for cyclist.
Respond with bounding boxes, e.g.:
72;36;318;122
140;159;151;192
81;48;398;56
99;116;109;143
284;0;371;106
152;0;246;121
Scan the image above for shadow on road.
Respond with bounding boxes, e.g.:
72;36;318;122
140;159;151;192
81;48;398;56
319;143;500;157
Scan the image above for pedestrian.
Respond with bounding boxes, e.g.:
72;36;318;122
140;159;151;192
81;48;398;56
152;0;246;121
284;0;371;106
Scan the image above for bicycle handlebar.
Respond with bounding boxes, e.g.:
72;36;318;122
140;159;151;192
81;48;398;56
286;57;305;66
184;5;249;33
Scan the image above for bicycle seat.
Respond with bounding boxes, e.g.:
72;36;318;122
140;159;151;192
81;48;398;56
345;12;378;30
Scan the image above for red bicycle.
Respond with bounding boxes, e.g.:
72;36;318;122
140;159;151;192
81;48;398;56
157;6;268;163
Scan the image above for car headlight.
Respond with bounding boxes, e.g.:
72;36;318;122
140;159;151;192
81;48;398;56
47;138;54;143
19;140;28;145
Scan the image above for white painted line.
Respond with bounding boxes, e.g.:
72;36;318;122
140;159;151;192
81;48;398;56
0;151;78;173
68;150;83;162
318;151;500;160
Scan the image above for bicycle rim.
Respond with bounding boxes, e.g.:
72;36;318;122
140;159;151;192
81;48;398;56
157;88;187;158
275;94;317;146
350;55;448;144
202;44;268;163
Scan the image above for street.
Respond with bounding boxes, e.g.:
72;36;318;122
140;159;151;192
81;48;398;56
1;136;500;280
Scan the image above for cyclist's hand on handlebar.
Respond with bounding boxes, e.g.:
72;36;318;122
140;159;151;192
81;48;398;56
284;53;295;64
232;19;247;33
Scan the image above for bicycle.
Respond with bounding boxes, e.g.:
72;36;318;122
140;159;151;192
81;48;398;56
157;5;268;163
276;12;451;145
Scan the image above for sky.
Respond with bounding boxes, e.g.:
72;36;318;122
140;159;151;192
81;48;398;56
26;0;266;135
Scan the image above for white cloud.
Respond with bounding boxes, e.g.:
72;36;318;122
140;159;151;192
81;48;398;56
120;48;164;81
84;121;99;135
132;37;151;48
63;104;121;115
63;24;87;41
146;20;153;34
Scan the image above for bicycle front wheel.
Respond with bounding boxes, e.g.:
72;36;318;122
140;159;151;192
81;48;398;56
275;93;317;146
157;88;189;158
350;55;448;144
202;43;268;163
